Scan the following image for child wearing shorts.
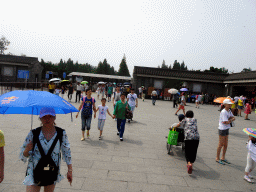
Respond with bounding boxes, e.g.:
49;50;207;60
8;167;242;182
94;98;114;140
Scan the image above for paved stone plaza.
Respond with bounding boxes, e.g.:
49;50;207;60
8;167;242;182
0;92;256;192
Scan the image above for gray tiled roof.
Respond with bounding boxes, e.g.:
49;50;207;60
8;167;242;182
225;71;256;81
0;55;38;64
133;66;228;82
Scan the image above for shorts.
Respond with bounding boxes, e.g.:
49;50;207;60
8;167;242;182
108;94;111;97
219;129;229;136
238;106;243;110
81;113;92;131
195;100;199;103
98;119;105;131
179;105;184;110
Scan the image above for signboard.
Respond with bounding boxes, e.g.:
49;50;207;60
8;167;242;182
63;72;66;79
45;74;49;79
17;70;29;79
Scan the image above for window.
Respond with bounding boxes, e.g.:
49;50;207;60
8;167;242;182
193;83;202;92
3;66;14;76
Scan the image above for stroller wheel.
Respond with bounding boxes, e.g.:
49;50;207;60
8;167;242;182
166;142;171;155
182;143;185;151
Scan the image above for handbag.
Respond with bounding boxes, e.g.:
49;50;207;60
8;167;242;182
167;127;179;145
125;103;133;119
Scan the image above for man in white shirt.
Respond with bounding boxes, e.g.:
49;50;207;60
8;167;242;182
138;87;142;98
75;82;83;103
127;88;138;123
151;89;157;105
216;99;236;165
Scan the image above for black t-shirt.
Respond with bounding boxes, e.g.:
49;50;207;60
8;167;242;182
143;89;146;94
68;86;73;93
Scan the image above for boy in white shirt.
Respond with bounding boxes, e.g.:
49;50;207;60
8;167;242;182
94;98;114;140
127;88;138;123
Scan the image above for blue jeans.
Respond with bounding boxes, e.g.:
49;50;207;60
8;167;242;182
152;96;157;105
117;119;126;138
81;113;92;131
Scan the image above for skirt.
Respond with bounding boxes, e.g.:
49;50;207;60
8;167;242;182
184;140;199;163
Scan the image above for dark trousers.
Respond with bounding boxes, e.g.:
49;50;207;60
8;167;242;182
184;140;199;163
68;92;73;101
117;119;126;138
173;100;178;108
76;90;81;102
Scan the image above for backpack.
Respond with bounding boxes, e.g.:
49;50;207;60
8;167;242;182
31;127;64;186
81;96;95;117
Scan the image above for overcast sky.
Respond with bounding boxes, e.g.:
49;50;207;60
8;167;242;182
1;0;255;75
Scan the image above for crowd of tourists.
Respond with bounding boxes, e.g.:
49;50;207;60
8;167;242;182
1;82;256;191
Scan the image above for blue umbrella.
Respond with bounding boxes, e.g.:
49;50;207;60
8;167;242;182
0;90;79;129
123;82;131;85
180;88;188;92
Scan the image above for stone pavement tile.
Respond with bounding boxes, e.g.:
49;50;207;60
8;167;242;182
128;151;159;159
81;178;128;192
71;153;112;162
2;171;24;184
1;184;26;192
73;168;108;179
54;188;85;192
223;180;256;191
183;176;229;191
72;159;94;168
107;170;147;183
147;173;187;186
168;185;199;192
71;147;101;154
0;183;9;191
162;167;189;177
55;177;85;190
91;161;129;172
112;156;144;165
144;158;177;168
97;149;129;157
127;182;170;192
128;164;164;174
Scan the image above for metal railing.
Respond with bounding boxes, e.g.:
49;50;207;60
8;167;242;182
0;82;49;95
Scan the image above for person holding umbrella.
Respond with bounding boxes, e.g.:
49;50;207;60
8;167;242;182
48;82;55;94
175;92;186;116
20;107;72;191
243;128;256;183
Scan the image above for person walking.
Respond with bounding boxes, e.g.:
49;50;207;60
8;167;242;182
195;94;200;108
0;130;5;183
237;96;244;117
68;83;74;102
76;88;96;140
138;87;142;98
94;98;114;140
216;99;235;165
244;103;252;120
151;89;157;105
127;88;138;122
75;82;82;103
173;93;179;108
107;84;113;102
173;110;200;174
55;86;61;96
113;93;131;141
48;82;55;94
142;87;146;101
20;107;72;192
61;85;66;98
175;93;186;115
243;128;256;183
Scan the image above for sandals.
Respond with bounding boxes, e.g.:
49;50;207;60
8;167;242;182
216;160;225;165
81;137;85;141
221;159;231;164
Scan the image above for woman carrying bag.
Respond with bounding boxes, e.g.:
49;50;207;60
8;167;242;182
20;107;72;192
113;93;131;141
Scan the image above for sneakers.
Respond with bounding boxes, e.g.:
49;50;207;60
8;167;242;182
248;173;254;179
244;175;254;183
81;137;85;141
99;136;102;140
117;132;119;135
120;138;123;141
128;120;131;123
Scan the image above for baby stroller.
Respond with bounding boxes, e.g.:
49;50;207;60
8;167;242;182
166;119;185;155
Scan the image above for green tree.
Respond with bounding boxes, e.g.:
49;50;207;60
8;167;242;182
180;61;187;70
96;61;104;74
161;60;168;69
172;60;181;70
118;54;130;77
0;36;10;54
204;66;228;74
241;67;252;72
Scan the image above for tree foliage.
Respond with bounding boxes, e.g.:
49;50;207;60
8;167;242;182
0;36;10;54
241;67;252;72
161;60;169;69
118;54;130;77
204;66;228;74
